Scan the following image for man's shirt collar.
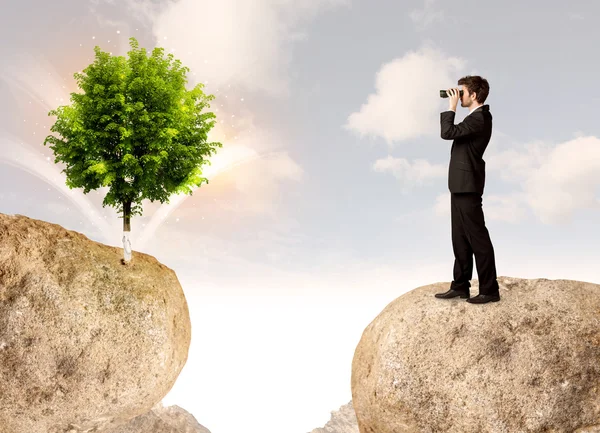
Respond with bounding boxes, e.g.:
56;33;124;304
465;104;483;117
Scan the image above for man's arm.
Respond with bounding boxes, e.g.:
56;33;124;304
440;111;485;140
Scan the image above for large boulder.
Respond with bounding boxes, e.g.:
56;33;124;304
0;213;192;433
351;277;600;433
103;401;211;433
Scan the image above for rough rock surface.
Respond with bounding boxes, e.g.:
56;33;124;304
310;401;359;433
103;401;211;433
351;277;600;433
0;213;192;433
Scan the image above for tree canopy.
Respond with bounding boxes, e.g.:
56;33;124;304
44;37;222;223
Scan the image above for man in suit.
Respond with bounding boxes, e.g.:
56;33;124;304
434;75;500;304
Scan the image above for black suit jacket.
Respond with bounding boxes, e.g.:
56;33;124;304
440;104;492;195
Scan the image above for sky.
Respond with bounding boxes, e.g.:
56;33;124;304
1;0;600;432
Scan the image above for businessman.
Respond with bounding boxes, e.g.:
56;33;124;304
434;75;500;304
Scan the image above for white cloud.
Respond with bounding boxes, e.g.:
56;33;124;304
343;42;467;148
113;0;350;98
372;156;446;194
433;191;451;218
409;0;448;30
522;136;600;224
478;193;530;223
89;0;175;27
485;137;554;184
432;134;600;225
207;149;304;218
433;191;530;224
485;135;600;224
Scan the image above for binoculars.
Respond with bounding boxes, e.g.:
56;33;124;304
440;90;463;98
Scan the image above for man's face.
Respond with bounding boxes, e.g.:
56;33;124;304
459;85;476;105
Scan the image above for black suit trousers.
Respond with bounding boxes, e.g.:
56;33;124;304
450;192;499;295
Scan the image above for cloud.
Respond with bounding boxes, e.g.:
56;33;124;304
478;193;530;223
433;192;450;217
89;0;175;26
343;42;467;148
484;134;600;224
372;156;446;194
433;191;530;224
433;134;600;225
199;148;304;218
485;137;555;185
520;136;600;224
409;0;449;30
100;0;350;98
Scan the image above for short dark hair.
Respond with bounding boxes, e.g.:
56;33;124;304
457;75;489;104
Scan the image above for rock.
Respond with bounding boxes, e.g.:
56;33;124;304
351;277;600;433
310;401;359;433
0;213;192;433
103;401;211;433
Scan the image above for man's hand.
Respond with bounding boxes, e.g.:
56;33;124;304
447;88;460;111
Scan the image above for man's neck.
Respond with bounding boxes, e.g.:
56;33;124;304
469;103;483;113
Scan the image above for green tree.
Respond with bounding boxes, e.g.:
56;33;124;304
44;37;222;264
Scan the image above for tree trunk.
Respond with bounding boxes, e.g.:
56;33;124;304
122;200;132;264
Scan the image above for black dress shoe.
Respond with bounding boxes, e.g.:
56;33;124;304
435;288;470;299
466;293;500;304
